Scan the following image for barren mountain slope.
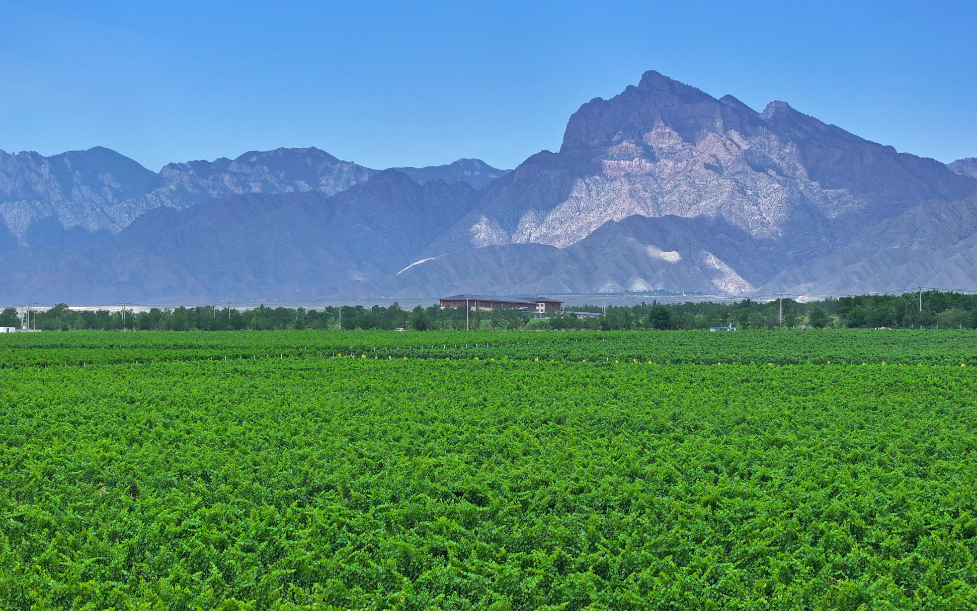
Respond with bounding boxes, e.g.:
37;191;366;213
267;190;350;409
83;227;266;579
0;172;478;303
346;214;780;299
431;71;977;280
758;195;977;295
0;147;156;248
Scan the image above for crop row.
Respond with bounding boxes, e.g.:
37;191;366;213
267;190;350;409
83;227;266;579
2;329;977;368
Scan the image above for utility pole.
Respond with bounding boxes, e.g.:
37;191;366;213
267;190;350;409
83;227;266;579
603;294;606;316
338;298;342;330
778;294;783;329
466;296;470;332
122;301;126;330
917;286;923;329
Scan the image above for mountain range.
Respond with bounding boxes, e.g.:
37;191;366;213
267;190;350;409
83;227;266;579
1;70;976;304
0;148;506;249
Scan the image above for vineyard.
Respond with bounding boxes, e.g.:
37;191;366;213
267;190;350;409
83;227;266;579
2;331;976;609
3;328;977;367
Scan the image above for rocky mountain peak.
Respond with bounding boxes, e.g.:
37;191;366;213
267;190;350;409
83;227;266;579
636;70;714;105
5;70;977;302
950;158;977;179
441;70;977;285
760;100;795;119
719;95;757;114
560;71;762;161
0;146;156;204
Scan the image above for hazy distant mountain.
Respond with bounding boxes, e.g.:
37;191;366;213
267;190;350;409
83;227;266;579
950;158;977;179
759;195;977;295
3;70;977;304
106;148;377;230
0;146;505;253
0;146;156;248
0;171;478;303
393;159;509;190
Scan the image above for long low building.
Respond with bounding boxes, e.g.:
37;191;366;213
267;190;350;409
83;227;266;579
439;295;564;313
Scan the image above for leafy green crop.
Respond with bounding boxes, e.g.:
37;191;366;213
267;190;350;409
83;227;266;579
1;332;976;609
2;329;977;368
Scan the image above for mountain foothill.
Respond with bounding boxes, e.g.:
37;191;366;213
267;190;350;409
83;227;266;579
2;70;976;304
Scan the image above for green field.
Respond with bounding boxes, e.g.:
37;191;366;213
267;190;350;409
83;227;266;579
2;331;977;609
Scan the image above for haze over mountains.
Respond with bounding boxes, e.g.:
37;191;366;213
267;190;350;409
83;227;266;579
2;70;976;304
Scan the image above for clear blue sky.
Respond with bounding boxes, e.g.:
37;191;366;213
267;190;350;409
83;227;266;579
2;1;975;172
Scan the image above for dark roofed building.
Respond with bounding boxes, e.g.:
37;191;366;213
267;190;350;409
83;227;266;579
440;295;563;313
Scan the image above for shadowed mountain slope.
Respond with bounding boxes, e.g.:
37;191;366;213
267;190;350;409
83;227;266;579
758;195;977;296
346;214;779;299
0;172;478;303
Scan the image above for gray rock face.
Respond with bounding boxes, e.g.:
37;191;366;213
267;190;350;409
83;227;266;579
0;147;156;248
436;71;977;280
950;158;977;179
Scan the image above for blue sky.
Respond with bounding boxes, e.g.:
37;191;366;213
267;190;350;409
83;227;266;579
1;1;975;172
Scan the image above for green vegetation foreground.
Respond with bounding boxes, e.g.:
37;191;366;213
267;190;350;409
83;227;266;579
1;332;976;609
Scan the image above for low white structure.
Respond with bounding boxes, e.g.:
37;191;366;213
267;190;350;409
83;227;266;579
0;327;17;333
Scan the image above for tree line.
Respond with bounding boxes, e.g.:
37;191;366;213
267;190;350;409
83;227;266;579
2;290;975;332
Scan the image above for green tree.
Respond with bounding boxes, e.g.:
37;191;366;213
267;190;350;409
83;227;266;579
549;312;581;330
0;307;20;327
846;306;866;328
410;305;431;331
867;302;898;328
937;308;970;329
808;307;830;329
647;305;672;330
168;307;190;331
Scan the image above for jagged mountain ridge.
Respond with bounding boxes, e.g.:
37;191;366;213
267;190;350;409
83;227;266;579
0;146;157;246
2;69;976;303
0;146;508;250
393;159;510;190
430;71;977;272
950;158;977;179
107;148;376;233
